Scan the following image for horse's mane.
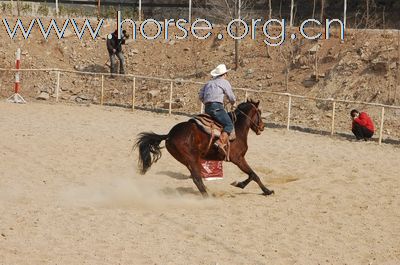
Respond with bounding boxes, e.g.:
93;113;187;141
235;99;259;113
229;99;259;121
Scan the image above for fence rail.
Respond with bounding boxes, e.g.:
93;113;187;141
1;67;400;145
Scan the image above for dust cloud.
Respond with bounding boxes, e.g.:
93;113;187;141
59;175;217;210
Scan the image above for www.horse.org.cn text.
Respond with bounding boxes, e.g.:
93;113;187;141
1;11;345;46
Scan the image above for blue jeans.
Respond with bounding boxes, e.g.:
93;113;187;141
109;51;125;74
204;102;234;134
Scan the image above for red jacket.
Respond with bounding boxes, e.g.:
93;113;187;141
353;112;375;132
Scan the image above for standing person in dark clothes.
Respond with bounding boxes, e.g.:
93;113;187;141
106;29;129;75
350;109;375;141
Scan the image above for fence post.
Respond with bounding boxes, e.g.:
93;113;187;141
330;100;336;135
132;77;136;111
55;71;60;102
343;0;347;31
100;75;104;105
378;106;385;145
188;0;192;23
55;0;59;16
169;81;173;115
138;0;142;22
287;94;292;130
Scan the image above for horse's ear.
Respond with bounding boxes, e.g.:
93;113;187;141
255;100;260;107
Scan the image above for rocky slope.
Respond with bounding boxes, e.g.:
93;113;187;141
0;16;399;139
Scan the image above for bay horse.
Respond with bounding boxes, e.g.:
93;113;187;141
134;99;274;197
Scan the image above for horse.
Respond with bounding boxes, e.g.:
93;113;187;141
134;99;274;197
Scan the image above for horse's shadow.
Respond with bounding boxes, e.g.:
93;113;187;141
159;186;200;196
157;171;190;180
157;171;277;197
157;171;199;195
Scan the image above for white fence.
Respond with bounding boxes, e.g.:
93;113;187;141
1;67;400;145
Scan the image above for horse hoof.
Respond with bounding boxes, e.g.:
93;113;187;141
201;193;209;198
230;181;244;189
263;190;274;196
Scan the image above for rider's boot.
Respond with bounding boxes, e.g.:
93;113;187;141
215;131;229;156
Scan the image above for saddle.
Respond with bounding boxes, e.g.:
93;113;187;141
189;114;236;162
190;114;236;141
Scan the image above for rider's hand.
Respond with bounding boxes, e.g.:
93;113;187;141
112;49;116;53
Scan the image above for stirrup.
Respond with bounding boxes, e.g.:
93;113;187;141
214;141;228;158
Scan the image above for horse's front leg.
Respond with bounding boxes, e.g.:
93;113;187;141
231;176;252;189
231;157;274;196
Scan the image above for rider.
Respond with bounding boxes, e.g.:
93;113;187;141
199;64;236;154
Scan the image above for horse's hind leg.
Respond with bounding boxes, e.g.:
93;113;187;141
166;140;208;197
231;157;274;195
188;163;208;197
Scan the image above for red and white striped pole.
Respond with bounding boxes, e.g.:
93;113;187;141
7;48;26;103
15;48;20;93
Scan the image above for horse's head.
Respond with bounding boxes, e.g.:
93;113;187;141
236;99;264;135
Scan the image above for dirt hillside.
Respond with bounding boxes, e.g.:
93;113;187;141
0;16;399;139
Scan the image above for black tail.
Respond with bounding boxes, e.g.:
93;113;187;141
134;132;168;174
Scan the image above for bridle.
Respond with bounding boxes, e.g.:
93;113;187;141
230;104;264;134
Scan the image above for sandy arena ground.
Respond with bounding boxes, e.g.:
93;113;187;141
0;102;399;265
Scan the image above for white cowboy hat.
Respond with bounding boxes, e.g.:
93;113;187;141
210;64;230;77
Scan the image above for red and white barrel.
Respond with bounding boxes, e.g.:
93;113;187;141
14;48;21;93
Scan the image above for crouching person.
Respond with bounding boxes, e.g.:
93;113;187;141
350;109;375;141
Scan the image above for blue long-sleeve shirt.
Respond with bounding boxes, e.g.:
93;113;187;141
199;77;236;104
